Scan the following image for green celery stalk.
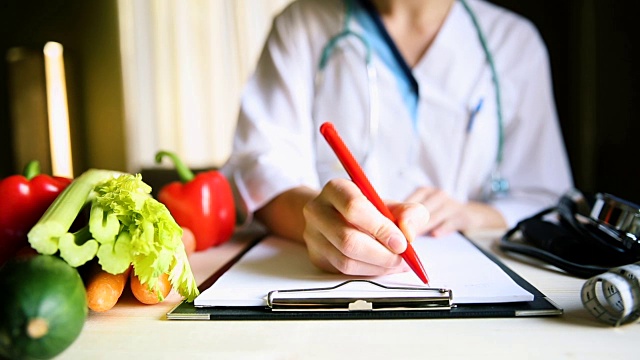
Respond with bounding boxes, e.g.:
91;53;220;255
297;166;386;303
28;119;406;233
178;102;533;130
96;232;132;275
28;169;120;255
89;201;120;244
58;225;99;267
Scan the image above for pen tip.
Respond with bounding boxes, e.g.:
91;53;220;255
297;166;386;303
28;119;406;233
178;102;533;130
420;272;429;286
402;244;430;285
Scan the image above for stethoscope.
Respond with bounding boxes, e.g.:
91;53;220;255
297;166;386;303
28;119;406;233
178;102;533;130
314;0;509;200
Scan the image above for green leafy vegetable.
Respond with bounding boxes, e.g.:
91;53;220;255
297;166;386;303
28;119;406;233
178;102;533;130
28;169;199;302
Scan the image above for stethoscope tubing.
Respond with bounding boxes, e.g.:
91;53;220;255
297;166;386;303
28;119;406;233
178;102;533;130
314;0;509;199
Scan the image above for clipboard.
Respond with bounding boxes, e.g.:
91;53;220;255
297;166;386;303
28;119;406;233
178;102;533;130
266;280;453;311
167;233;562;320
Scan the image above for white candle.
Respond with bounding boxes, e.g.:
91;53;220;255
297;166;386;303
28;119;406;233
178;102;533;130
43;41;74;178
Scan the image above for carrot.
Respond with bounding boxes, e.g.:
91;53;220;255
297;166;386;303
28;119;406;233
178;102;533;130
130;272;172;305
85;264;131;312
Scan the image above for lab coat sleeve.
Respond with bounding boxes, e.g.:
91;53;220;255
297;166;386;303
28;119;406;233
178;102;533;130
488;21;574;227
221;3;323;224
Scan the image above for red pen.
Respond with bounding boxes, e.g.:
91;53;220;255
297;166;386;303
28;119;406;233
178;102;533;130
319;121;430;285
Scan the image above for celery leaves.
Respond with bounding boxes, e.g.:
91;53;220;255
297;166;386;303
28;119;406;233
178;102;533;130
28;169;200;302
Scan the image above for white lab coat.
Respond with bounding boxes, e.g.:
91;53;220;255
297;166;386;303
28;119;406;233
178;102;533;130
222;0;573;228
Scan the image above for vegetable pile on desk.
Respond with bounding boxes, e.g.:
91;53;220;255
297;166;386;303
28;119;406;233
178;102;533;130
27;168;199;304
0;166;199;358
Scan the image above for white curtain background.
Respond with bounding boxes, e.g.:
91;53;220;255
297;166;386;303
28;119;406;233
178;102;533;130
117;0;293;172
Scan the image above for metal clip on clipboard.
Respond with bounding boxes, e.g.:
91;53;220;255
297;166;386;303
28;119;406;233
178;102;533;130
266;280;452;312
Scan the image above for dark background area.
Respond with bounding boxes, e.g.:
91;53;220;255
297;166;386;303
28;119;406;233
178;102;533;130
489;0;639;204
1;0;84;174
1;0;638;204
0;0;125;178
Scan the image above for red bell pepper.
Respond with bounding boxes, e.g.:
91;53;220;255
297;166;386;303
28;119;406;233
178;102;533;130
155;151;236;251
0;161;72;265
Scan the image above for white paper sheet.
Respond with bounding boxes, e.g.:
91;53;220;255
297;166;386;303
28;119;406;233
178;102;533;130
194;232;533;307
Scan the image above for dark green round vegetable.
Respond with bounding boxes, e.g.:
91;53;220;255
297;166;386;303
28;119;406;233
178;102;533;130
0;254;87;359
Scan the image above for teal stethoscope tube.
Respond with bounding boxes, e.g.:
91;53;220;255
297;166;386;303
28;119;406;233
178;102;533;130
316;0;509;199
459;0;509;199
317;0;379;167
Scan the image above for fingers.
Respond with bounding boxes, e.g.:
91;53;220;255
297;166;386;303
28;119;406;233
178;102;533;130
428;201;462;236
314;179;408;254
405;187;463;237
406;187;449;214
302;179;410;276
388;201;430;243
428;219;458;238
305;227;408;276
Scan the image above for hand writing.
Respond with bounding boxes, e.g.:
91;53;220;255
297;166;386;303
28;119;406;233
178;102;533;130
302;178;429;276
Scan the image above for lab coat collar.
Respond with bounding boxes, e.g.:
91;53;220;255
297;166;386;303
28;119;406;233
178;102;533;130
413;0;489;106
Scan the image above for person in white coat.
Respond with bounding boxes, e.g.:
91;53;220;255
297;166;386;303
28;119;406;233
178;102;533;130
221;0;573;277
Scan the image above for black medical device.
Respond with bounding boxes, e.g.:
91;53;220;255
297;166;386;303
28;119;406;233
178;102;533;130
500;189;640;278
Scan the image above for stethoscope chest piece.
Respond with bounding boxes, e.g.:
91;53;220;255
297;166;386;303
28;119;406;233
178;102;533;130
483;170;510;200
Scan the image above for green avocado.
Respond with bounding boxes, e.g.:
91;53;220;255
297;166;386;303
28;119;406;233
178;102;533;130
0;255;87;359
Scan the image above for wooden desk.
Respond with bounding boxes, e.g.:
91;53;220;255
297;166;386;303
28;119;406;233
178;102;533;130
59;230;638;359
